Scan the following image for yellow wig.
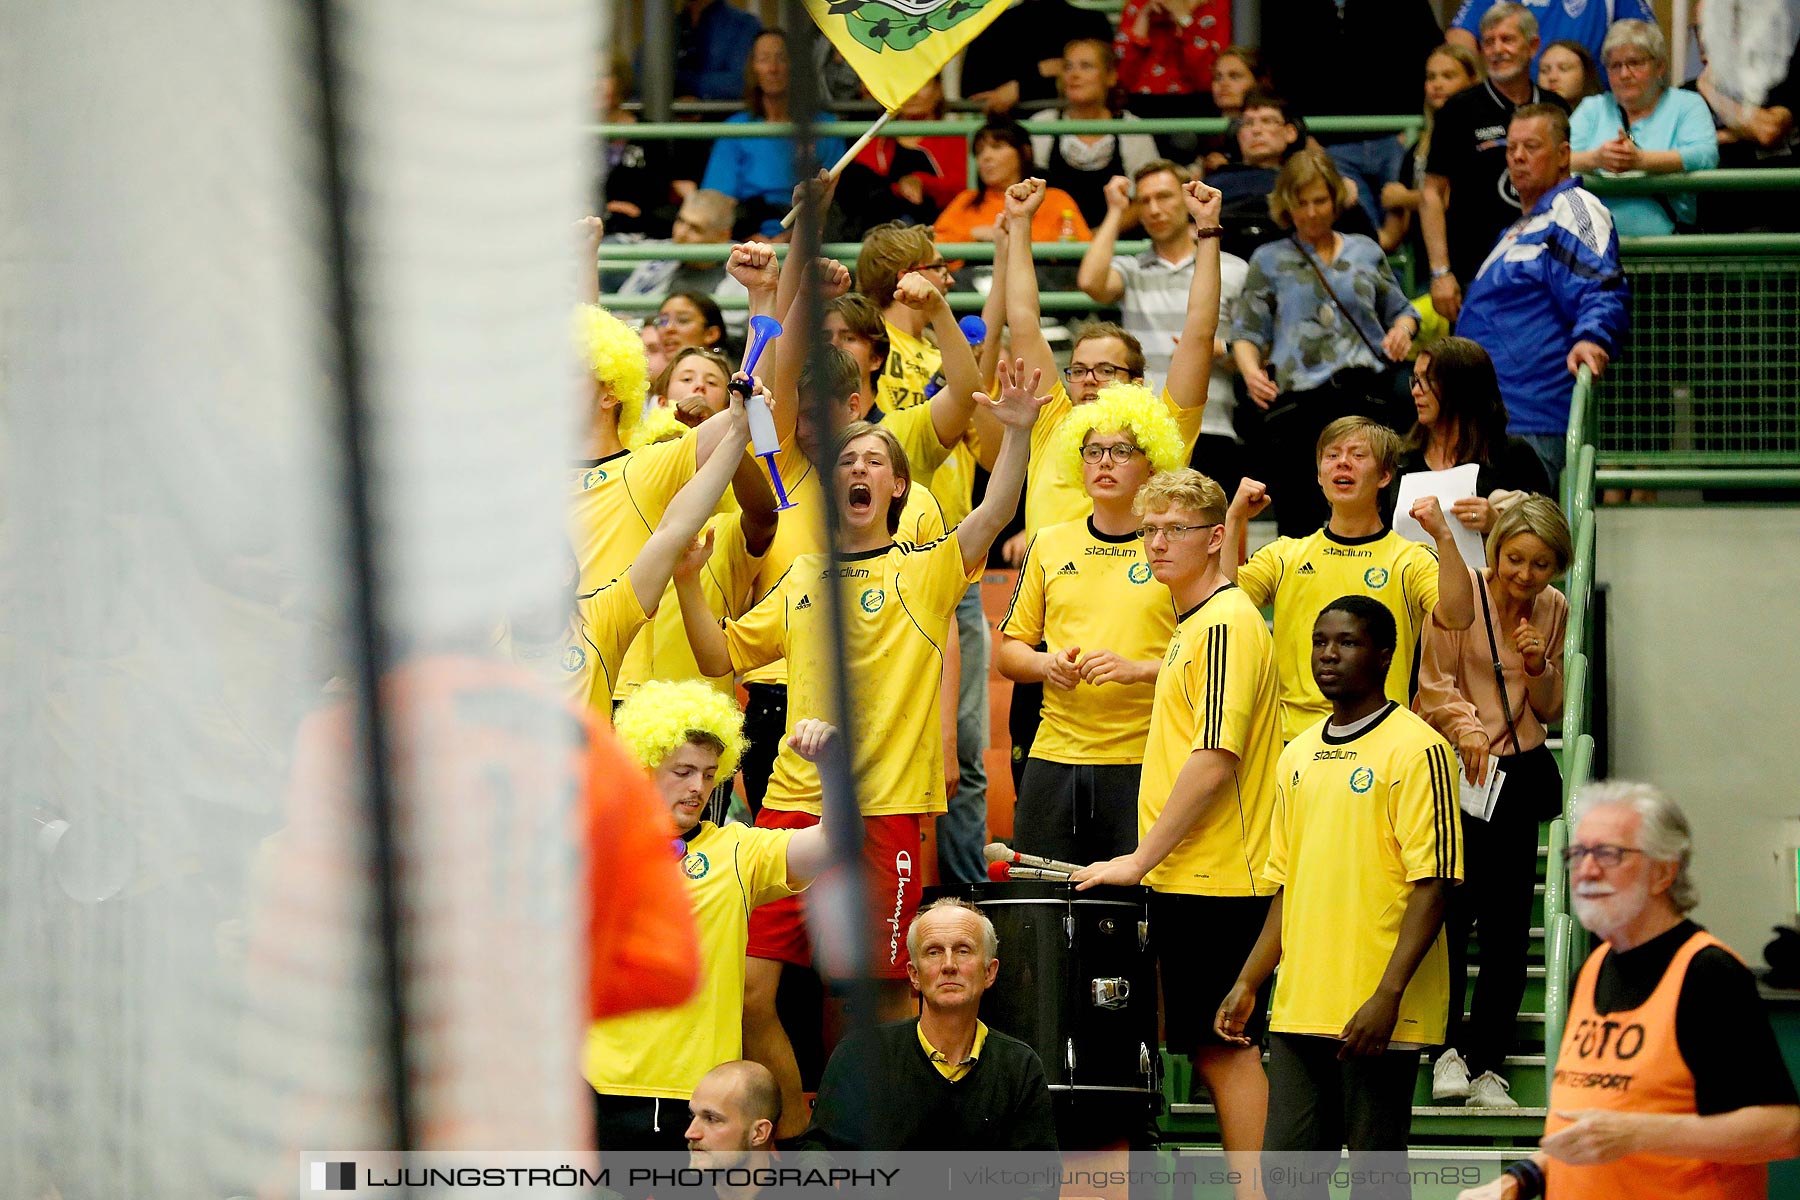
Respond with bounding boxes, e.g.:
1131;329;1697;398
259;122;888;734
628;404;687;450
1055;382;1186;485
613;679;749;780
574;302;648;448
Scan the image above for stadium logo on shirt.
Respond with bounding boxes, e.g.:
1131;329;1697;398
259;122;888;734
1363;567;1389;588
1127;562;1152;584
681;851;711;880
1349;767;1376;793
583;467;608;489
860;588;885;613
1297;562;1315;575
1058;562;1079;576
561;645;586;673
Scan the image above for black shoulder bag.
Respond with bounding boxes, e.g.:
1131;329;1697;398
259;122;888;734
1290;233;1412;425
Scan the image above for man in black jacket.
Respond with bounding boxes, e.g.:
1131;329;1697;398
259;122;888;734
802;898;1058;1151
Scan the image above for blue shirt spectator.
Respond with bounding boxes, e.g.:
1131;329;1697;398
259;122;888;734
1449;0;1655;74
1458;109;1628;485
1570;20;1719;235
674;0;762;101
699;30;848;238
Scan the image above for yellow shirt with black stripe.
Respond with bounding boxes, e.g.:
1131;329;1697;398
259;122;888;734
1139;583;1283;896
1263;703;1462;1044
725;534;975;816
568;433;698;593
586;821;802;1099
1000;517;1175;764
1025;382;1206;539
740;429;948;689
918;1019;991;1082
616;512;763;700
876;320;940;416
1235;527;1442;743
570;575;652;719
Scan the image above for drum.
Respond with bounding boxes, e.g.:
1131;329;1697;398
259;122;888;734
929;881;1161;1121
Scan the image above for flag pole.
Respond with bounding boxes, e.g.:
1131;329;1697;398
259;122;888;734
778;107;899;230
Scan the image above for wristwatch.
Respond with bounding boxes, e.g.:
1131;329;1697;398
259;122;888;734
1430;266;1453;280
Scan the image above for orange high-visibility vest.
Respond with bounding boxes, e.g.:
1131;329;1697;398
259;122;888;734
1545;929;1765;1200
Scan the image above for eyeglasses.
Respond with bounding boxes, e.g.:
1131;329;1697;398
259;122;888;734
1409;373;1431;392
1605;54;1656;74
901;260;951;277
655;312;700;328
1135;521;1218;543
1063;363;1132;382
1080;443;1144;465
1562;843;1646;869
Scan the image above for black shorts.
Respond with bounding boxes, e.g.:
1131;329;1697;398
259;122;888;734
1152;892;1276;1055
1013;759;1141;864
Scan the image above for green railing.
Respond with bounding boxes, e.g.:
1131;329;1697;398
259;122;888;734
591;114;1425;140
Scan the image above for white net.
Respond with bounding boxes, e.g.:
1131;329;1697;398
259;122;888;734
1;1;600;1194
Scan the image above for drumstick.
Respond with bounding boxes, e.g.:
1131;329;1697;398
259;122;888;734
986;861;1071;882
984;841;1086;878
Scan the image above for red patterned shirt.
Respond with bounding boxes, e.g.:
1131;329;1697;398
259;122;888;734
1115;0;1232;96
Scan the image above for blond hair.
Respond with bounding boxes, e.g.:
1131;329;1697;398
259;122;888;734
1055;382;1186;486
1268;148;1357;229
1487;493;1573;573
613;678;750;781
574;303;649;445
1316;416;1401;476
856;222;937;309
1133;468;1228;523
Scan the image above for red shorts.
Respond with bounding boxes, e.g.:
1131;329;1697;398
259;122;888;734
744;808;923;982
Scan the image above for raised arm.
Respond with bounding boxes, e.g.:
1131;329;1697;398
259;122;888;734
782;719;839;884
891;272;981;449
1221;477;1272;580
1411;496;1475;631
1162;180;1224;409
673;534;731;678
727;241;780;325
627;393;751;613
1002;180;1058;385
730;451;778;557
955;357;1048;576
1077;176;1131;305
970;213;1012;470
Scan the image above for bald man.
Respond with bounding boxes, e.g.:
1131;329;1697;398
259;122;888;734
685;1060;780;1190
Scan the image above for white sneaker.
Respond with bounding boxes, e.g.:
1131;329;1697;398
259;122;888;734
1432;1048;1472;1100
1467;1070;1520;1108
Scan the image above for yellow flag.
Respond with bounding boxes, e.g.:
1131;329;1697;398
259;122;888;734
803;0;1013;112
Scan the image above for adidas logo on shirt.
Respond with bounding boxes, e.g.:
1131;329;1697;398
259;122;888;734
1057;562;1079;576
1297;563;1315;575
796;595;812;610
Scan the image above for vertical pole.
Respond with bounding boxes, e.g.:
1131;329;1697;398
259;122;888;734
643;1;674;123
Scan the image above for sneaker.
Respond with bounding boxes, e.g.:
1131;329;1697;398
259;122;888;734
1467;1070;1520;1108
1432;1048;1472;1100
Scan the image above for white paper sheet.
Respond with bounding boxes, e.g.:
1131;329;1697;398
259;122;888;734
1458;759;1508;822
1394;463;1485;570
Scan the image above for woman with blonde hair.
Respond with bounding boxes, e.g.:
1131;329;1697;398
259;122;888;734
1229;149;1419;535
997;383;1189;862
1416;494;1571;1110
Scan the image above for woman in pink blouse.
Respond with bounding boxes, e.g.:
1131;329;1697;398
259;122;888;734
1416;494;1570;1111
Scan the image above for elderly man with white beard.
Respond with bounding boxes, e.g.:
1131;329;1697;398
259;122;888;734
1458;781;1800;1200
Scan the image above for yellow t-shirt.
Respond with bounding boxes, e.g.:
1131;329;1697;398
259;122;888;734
1236;528;1442;743
740;434;947;689
568;433;698;593
585;821;801;1098
1264;704;1462;1044
498;611;603;711
727;534;975;816
999;516;1174;764
1139;584;1283;896
572;575;651;719
1025;382;1206;538
875;320;940;415
918;1019;991;1082
615;512;762;700
881;400;955;495
931;437;979;531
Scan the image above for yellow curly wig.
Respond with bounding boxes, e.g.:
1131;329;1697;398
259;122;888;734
1054;382;1186;486
628;404;687;450
574;303;648;447
613;679;749;781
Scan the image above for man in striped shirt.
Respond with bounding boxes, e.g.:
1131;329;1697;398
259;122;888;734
1078;159;1250;489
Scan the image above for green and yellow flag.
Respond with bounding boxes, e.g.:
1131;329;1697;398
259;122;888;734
803;0;1013;112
